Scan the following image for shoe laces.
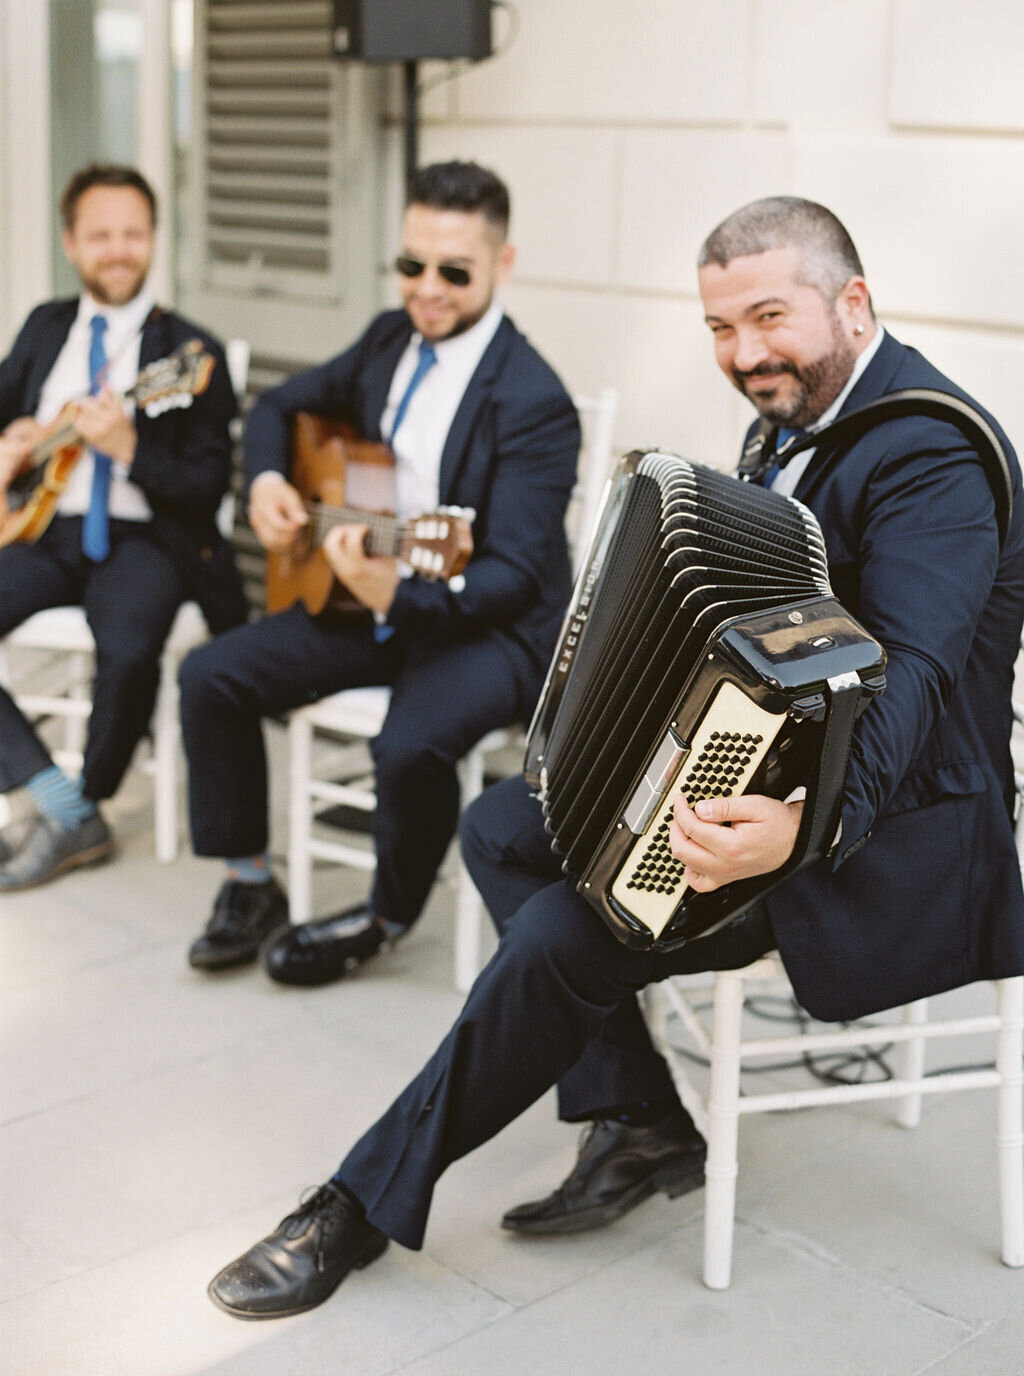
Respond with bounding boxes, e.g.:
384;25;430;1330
206;881;270;937
283;1183;350;1268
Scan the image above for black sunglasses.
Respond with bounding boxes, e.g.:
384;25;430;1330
394;255;472;287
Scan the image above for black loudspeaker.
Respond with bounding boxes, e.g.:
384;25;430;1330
333;0;493;63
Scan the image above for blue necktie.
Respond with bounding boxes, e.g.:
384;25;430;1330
82;315;112;561
388;340;437;441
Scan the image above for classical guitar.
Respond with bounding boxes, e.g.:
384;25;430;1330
264;412;474;617
0;339;216;549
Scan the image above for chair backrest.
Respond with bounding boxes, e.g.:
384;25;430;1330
567;387;619;574
1013;636;1024;855
220;339;252;540
225;338;251;404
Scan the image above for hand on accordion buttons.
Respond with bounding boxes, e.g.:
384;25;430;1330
669;793;804;892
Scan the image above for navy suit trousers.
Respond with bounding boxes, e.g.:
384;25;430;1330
179;603;520;929
0;516;185;799
336;774;774;1250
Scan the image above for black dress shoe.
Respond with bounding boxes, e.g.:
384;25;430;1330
0;811;113;892
501;1108;706;1235
188;877;289;971
262;904;404;987
207;1182;389;1320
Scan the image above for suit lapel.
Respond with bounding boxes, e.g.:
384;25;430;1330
437;316;515;501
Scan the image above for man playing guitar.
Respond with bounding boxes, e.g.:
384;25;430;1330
182;160;580;984
0;163;242;891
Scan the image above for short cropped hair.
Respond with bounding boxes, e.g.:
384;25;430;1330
59;163;158;230
407;161;510;239
698;196;867;307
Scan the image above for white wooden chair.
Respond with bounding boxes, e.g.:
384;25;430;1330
287;388;619;991
643;667;1024;1289
0;339;251;862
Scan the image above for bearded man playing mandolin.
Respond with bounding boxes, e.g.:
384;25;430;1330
0;164;243;891
182;160;580;984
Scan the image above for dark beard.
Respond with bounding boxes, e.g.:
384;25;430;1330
734;322;857;427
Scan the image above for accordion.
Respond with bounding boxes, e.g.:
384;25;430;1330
525;450;887;951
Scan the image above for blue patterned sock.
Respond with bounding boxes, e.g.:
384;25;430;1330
225;854;273;884
25;766;96;830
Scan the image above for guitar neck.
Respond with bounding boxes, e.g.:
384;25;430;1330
307;502;407;557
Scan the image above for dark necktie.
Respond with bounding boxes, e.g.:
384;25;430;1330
762;426;804;489
388;339;437;441
82;315;113;561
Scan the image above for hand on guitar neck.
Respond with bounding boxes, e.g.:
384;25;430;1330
322;522;400;616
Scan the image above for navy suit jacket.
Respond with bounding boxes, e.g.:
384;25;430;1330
0;297;246;632
244;309;581;715
758;332;1024;1019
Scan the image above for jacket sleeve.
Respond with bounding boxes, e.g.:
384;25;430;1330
832;426;1005;864
387;378;581;635
0;306;48;428
127;333;237;518
241;323;383;491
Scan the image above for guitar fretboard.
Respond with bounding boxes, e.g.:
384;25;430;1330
307;502;405;557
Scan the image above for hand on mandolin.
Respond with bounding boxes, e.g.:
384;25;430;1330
323;523;401;615
0;418;43;515
669;792;804;892
73;388;137;468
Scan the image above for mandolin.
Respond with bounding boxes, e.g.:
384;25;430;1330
0;339;216;549
264;412;474;617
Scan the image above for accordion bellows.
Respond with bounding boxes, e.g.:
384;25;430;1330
525;450;887;951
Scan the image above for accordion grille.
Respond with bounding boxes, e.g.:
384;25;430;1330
538;453;831;873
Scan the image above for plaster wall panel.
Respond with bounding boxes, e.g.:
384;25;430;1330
618;129;791;294
418;125;617;285
502;284;741;471
754;0;892;134
891;0;1024;132
454;0;753;125
884;318;1024;458
792;135;1024;329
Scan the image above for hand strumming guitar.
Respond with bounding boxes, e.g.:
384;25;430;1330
248;473;309;552
322;523;401;615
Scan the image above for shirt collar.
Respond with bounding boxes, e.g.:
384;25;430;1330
414;299;504;367
77;286;156;339
809;325;886;432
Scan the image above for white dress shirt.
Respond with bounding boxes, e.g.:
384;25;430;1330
36;289;155;521
381;301;505;519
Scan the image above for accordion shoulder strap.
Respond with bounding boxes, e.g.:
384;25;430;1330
748;389;1015;550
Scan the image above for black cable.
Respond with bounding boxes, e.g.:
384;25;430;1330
662;991;1005;1095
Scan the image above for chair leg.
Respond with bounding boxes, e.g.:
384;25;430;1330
996;976;1024;1266
703;968;745;1290
453;746;487;994
153;648;180;864
288;714;314;923
895;997;928;1128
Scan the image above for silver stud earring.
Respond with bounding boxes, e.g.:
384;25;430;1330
854;323;864;336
